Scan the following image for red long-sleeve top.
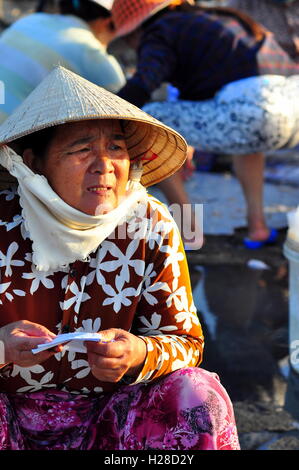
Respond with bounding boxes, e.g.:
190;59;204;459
0;189;204;396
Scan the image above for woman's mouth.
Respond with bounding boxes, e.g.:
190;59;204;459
87;186;112;194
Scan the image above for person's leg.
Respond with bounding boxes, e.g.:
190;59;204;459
157;171;203;250
232;151;270;241
157;171;190;206
93;367;240;450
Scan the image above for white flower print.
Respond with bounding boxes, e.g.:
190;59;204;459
0;187;18;201
0;281;11;302
0;281;26;304
60;276;91;313
159;335;187;358
174;309;200;332
12;289;26;297
75;317;101;334
71;358;91;379
142;198;174;250
127;201;150;240
0;214;23;231
85;244;110;287
141;280;171;306
20;221;30;240
160;230;184;278
139;369;155;382
11;363;45;379
138;312;178;335
61;273;69;293
102;279;138;313
140;263;174;306
16;371;55;393
56;321;62;334
24;253;32;263
99;239;144;291
171;348;195;371
166;280;189;311
0;241;24;277
22;265;55;295
12;363;56;393
146;219;173;250
149;198;174;223
143;263;156;288
156;343;170;371
166;280;200;331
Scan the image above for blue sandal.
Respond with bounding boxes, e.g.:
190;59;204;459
243;228;278;249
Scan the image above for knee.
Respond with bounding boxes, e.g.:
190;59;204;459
161;367;232;411
157;368;238;443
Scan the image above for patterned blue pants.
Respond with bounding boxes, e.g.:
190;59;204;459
143;75;299;155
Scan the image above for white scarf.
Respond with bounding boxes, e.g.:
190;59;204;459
0;145;148;272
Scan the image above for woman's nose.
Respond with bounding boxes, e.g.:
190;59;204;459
89;152;114;174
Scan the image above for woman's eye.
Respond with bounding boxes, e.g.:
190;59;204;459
110;142;125;151
68;147;90;155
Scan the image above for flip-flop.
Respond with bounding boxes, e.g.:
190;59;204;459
243;228;278;249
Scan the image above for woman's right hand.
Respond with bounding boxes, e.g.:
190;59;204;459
0;320;62;367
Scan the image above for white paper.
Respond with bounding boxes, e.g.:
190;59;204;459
31;332;102;354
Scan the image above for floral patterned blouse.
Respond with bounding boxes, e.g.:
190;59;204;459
0;188;204;396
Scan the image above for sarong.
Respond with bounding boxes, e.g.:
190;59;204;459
0;367;240;450
143;75;299;155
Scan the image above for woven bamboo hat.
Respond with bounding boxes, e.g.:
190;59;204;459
111;0;191;39
0;66;187;187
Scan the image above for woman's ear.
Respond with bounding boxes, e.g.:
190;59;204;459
23;148;39;173
104;17;115;32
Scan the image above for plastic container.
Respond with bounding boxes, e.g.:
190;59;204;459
283;238;299;374
283;207;299;375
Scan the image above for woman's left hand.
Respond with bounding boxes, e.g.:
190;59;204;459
85;328;147;383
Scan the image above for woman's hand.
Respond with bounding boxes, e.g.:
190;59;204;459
85;328;147;383
0;320;62;367
180;145;196;181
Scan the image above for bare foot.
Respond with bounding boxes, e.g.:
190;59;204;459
247;227;270;241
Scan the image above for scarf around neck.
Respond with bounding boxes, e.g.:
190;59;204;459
0;145;148;272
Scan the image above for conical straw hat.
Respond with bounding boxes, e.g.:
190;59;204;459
112;0;191;39
0;66;187;187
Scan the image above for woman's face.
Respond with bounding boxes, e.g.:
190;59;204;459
25;119;131;215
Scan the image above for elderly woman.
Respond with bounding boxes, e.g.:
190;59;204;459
0;67;239;450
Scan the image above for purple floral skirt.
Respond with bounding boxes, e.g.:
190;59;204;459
0;368;240;450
